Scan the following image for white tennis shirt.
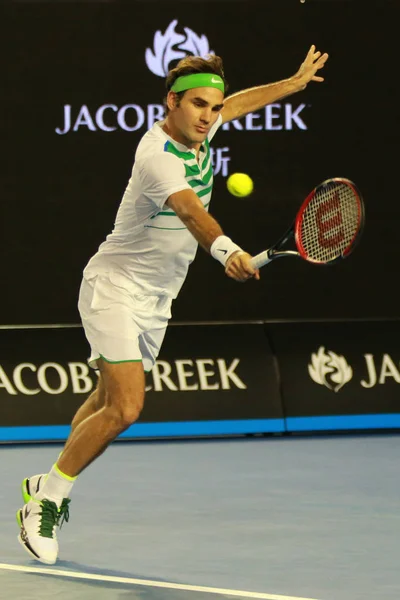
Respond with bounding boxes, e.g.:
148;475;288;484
84;115;223;298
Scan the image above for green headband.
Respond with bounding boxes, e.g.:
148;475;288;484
171;73;224;94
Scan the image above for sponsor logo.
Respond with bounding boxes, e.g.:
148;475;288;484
308;347;400;391
55;104;165;136
146;358;246;392
0;362;95;396
0;358;246;396
308;346;352;392
54;20;309;143
145;19;213;77
361;354;400;389
55;103;308;136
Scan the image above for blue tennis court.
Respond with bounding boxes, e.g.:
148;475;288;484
1;434;400;600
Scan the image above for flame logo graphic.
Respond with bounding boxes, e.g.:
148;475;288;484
145;20;214;77
308;346;353;392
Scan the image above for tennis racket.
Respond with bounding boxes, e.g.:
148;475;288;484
250;177;364;269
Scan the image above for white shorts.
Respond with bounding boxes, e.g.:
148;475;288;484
78;274;172;372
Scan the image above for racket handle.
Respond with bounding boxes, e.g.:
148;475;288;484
250;250;272;269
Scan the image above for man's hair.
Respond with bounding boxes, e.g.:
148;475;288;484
164;55;228;114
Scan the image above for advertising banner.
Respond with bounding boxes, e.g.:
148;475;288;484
2;2;398;325
0;323;282;442
266;320;400;431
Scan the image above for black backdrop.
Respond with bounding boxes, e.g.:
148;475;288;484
1;1;398;324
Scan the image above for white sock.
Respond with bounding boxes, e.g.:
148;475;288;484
36;464;77;509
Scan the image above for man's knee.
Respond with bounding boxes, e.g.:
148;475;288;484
107;394;144;431
98;360;145;430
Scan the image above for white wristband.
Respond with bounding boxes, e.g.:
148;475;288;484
210;235;242;266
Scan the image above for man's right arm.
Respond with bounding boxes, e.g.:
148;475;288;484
167;189;259;282
139;153;258;281
167;189;223;251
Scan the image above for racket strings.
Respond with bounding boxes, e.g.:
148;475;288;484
299;183;361;262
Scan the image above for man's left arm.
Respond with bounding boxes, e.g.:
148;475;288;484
221;44;329;123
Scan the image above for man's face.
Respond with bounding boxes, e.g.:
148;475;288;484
167;87;224;148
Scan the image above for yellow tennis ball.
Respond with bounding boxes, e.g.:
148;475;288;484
227;173;254;197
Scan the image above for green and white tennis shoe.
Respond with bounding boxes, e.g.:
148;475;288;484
16;498;70;564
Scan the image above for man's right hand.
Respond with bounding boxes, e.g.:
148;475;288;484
225;251;260;282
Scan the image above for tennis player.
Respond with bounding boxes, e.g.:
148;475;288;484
17;45;328;563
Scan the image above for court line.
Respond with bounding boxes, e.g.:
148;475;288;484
0;563;319;600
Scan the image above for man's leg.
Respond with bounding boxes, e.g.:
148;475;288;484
64;374;105;449
22;376;106;503
70;385;104;433
57;359;145;477
17;359;145;564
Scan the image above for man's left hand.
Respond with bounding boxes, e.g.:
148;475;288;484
294;44;329;89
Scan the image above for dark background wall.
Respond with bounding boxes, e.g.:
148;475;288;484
1;1;398;324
